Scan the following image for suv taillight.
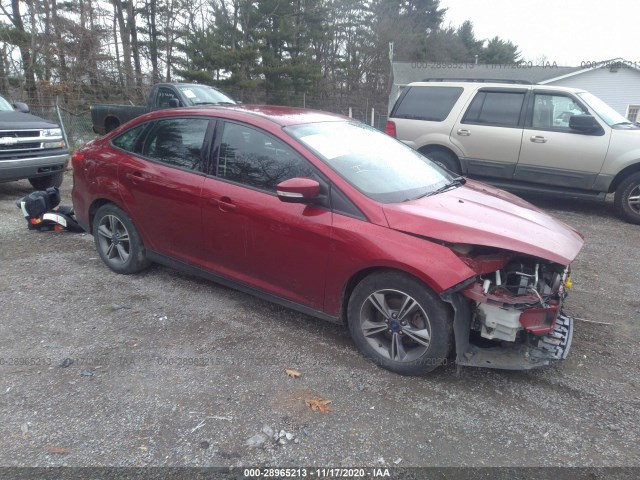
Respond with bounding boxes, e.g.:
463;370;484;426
385;121;396;137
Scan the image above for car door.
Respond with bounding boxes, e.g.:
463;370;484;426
451;88;528;178
515;91;611;189
117;116;213;264
200;120;333;310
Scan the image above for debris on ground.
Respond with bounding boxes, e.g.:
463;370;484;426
58;358;74;368
246;433;268;449
285;368;301;379
305;397;334;414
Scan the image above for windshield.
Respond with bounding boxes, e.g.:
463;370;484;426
0;95;14;111
578;92;631;126
176;85;235;106
285;121;453;203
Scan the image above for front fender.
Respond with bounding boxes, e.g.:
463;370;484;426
323;214;476;317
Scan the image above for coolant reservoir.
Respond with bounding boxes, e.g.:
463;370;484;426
477;303;522;342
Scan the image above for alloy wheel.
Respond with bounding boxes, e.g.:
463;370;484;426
96;214;131;266
627;184;640;214
359;289;432;363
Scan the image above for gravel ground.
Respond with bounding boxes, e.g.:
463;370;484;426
0;173;639;471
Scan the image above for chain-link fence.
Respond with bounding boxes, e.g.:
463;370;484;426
29;104;95;150
27;89;388;151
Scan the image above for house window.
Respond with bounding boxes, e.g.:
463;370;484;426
627;105;640;123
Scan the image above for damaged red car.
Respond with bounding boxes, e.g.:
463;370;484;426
72;106;584;375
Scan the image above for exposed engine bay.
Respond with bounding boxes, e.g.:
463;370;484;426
443;248;575;370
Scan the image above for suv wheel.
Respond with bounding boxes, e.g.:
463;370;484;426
93;204;151;274
614;172;640;225
347;271;452;376
421;149;461;174
28;172;64;190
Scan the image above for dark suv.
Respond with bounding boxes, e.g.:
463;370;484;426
0;94;68;189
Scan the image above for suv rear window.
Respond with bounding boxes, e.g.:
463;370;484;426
463;91;526;127
392;86;463;122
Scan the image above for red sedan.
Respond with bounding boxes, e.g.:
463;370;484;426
72;105;583;375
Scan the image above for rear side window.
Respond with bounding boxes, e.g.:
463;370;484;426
392;86;463;121
142;117;210;171
463;91;526;127
112;124;145;152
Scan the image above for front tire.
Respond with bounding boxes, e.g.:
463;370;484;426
93;204;151;274
347;271;453;376
28;171;64;190
614;172;640;225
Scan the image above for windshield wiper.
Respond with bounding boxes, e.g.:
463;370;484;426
416;176;467;199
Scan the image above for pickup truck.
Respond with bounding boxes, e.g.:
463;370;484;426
91;83;235;135
387;80;640;224
0;94;68;190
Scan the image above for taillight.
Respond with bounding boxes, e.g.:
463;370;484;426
71;150;85;166
385;120;396;137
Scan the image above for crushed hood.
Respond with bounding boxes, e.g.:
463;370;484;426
383;180;584;265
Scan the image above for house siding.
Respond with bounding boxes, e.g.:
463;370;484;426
547;67;640;116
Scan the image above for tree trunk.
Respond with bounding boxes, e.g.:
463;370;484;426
10;0;37;98
147;0;160;83
51;0;68;83
126;0;143;90
112;6;123;86
113;0;133;87
42;0;52;81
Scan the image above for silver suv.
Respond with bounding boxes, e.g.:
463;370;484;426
386;81;640;224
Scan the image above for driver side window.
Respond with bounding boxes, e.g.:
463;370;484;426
532;94;587;130
215;122;316;192
156;88;180;108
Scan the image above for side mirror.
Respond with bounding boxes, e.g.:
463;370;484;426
12;102;29;113
168;98;180;108
569;114;600;133
276;178;320;204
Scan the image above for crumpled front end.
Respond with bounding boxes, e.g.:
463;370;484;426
442;247;576;370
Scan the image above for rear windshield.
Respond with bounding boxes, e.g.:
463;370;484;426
392;86;463;122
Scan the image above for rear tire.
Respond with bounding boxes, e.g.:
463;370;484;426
28;171;64;190
347;271;453;376
614;172;640;225
420;149;461;174
93;204;151;274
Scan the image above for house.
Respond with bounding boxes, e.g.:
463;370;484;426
389;59;640;122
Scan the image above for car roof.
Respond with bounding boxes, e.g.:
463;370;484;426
162;104;350;127
406;81;586;94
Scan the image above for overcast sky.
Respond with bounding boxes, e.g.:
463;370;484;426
439;0;639;66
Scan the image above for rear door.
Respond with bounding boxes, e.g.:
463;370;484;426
200;120;333;309
117;116;213;264
515;91;611;189
451;88;528;179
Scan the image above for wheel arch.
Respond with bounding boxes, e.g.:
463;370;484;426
104;115;121;132
339;266;450;325
88;198;123;232
608;162;640;193
417;145;462;170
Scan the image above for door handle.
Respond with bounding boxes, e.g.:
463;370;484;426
457;129;471;136
125;172;145;184
530;135;547;143
217;196;237;212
